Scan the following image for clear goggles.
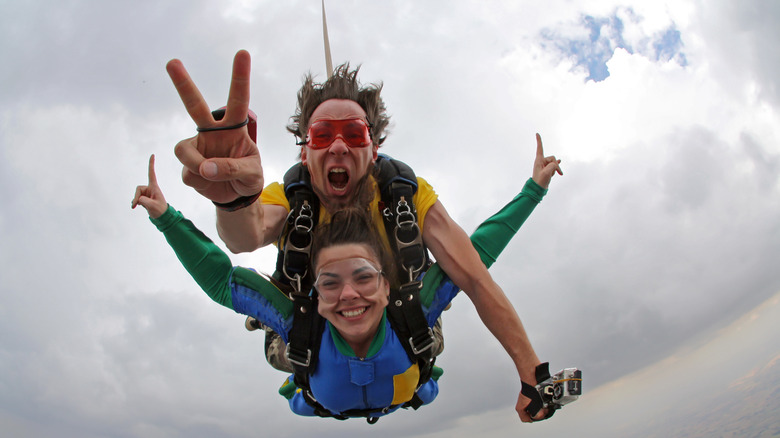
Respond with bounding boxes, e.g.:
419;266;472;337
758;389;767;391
313;257;384;303
303;118;372;149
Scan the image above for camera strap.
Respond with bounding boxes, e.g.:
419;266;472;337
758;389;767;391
521;362;557;421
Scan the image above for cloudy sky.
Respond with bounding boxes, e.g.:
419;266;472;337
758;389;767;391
1;0;779;436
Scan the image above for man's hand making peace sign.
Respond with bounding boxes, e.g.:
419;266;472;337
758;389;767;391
166;50;264;204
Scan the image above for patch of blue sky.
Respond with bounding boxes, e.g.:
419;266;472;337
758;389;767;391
653;27;688;65
541;9;687;82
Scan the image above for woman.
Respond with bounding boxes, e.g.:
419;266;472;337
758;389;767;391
132;152;550;420
133;155;440;419
283;203;443;419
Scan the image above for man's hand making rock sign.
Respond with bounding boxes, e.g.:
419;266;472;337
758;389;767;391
166;50;263;205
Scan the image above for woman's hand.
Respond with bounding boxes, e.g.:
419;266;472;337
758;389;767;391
531;133;563;189
132;154;168;219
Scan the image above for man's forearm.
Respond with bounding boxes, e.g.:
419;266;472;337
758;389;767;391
216;201;266;253
423;202;542;383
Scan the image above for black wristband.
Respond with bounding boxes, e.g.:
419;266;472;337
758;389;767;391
213;191;262;212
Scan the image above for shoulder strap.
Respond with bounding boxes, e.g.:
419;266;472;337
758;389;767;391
375;155;436;405
375;155;429;281
277;162;323;408
374;153;418;194
275;163;320;292
283;161;315;199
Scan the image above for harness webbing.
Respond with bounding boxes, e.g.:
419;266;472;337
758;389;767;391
275;164;320;294
386;281;435;409
375;155;430;284
277;155;436;421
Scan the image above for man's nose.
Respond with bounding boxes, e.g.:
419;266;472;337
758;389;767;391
328;135;350;154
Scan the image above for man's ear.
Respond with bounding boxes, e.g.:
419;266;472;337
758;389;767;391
372;145;379;162
301;147;308;166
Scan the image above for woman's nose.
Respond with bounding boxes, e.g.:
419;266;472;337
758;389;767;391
339;283;361;299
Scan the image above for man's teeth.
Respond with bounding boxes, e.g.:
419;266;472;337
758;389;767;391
341;307;367;318
329;168;349;191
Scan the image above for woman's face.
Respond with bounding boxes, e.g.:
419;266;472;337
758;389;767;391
315;243;389;355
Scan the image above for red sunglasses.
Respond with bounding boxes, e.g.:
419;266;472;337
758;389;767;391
301;118;373;149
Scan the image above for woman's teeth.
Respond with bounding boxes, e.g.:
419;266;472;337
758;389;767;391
340;307;367;318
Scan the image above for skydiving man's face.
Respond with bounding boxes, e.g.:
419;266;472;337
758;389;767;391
301;99;378;211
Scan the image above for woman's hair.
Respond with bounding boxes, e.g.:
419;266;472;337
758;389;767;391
311;207;398;287
287;63;391;148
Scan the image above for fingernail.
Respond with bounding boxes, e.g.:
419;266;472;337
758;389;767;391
202;162;218;178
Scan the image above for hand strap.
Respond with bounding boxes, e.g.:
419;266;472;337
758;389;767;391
521;362;557;421
521;381;545;418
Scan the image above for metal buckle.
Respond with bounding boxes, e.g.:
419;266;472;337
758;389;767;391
293;201;314;233
409;328;435;355
392;197;425;277
395;198;416;228
286;344;312;367
282;201;314;287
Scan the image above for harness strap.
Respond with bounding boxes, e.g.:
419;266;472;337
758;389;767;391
279;156;437;420
387;281;436;399
287;294;318;368
376;155;435;400
289;294;326;412
302;386;417;423
374;154;418;193
275;164;320;292
388;187;427;280
377;155;428;278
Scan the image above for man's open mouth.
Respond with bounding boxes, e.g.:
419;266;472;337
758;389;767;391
328;168;349;191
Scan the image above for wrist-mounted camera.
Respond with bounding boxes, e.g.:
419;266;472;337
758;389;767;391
522;363;582;421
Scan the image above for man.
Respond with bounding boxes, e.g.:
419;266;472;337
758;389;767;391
166;50;562;422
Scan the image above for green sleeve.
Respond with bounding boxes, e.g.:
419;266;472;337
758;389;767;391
470;177;547;268
150;205;234;309
420;178;547;302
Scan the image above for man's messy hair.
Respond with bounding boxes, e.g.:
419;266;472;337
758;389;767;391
288;63;390;148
